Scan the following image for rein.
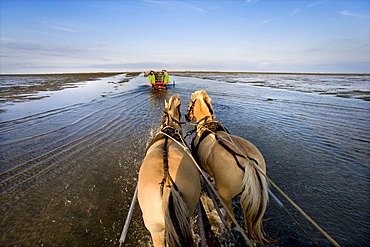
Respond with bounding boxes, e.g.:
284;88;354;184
191;119;258;172
146;110;183;196
186;97;252;170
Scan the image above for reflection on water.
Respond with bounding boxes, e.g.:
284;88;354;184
0;73;127;104
0;73;369;246
149;89;169;110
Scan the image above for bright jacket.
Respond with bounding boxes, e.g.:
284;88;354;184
163;73;170;83
149;74;155;84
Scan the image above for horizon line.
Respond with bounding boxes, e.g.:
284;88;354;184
1;70;370;76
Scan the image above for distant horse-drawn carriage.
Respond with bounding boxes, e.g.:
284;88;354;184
146;70;171;90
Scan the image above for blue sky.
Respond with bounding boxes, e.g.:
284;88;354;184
0;0;369;74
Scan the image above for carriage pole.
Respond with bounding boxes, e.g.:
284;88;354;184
119;185;138;247
198;201;207;247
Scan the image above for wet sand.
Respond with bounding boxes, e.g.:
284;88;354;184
0;72;369;246
0;72;141;104
171;71;370;101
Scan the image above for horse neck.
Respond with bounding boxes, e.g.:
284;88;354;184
162;113;181;131
159;114;183;144
168;119;181;130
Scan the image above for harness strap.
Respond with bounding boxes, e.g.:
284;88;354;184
215;135;246;171
145;125;182;195
192;121;259;172
191;129;210;164
146;126;182;154
157;134;179;196
192;121;225;148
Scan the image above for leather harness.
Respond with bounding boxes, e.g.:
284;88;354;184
191;120;259;172
146;124;182;196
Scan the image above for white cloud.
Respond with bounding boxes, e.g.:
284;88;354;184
339;10;369;19
47;25;78;33
142;0;165;5
142;0;206;14
292;8;302;16
245;0;258;4
291;1;326;16
259;17;280;25
306;0;326;9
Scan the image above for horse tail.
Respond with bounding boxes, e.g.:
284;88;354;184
162;185;193;247
240;159;270;245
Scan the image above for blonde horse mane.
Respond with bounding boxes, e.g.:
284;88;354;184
165;94;181;112
162;95;182;128
192;90;215;120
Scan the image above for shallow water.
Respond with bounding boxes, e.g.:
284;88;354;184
0;73;369;246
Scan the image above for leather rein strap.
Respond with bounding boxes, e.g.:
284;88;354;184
192;121;258;172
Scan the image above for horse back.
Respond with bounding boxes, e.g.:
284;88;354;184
166;142;201;214
139;140;200;217
217;132;266;171
196;131;266;195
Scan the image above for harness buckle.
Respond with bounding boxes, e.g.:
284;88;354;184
174;129;181;137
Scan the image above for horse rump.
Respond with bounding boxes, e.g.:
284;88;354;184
163;186;194;247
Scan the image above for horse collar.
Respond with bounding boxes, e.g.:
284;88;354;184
191;120;226;162
197;115;214;125
197;120;225;133
145;126;182;155
161;126;182;143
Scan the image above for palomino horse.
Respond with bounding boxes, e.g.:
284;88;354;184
185;90;270;245
138;95;201;247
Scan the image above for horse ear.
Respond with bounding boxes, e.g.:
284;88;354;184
165;99;169;109
200;90;209;101
191;92;196;101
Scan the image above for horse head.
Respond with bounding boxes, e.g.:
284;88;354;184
162;95;182;128
185;90;215;123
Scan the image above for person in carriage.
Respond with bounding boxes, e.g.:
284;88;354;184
162;69;170;84
149;71;156;88
149;69;169;90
